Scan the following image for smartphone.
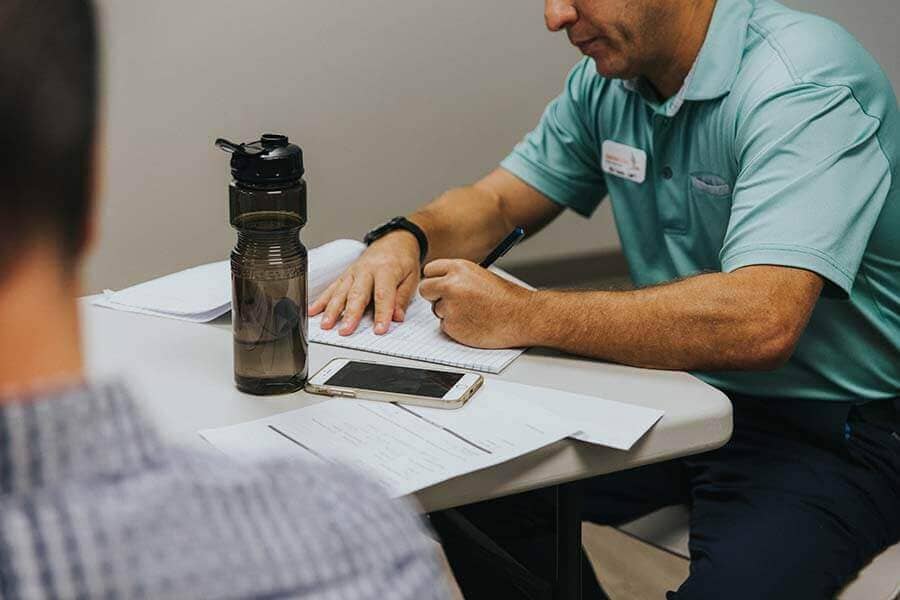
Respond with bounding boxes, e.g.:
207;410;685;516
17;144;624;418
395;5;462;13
305;358;483;409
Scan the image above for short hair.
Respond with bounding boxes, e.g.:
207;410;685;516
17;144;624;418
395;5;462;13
0;0;98;276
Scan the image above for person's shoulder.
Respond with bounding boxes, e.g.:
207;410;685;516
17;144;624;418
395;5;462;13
176;446;434;545
743;0;893;100
726;0;897;154
0;446;447;599
175;445;414;519
169;448;447;597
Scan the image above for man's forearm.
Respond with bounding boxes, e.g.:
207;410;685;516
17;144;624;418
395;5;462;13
524;267;822;371
404;168;563;264
408;185;513;264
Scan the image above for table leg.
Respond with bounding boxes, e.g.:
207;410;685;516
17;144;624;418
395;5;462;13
555;480;583;600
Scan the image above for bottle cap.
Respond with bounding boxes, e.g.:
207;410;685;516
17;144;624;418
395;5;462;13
215;134;304;184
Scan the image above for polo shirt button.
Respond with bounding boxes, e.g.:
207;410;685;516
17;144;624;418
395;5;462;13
662;166;673;179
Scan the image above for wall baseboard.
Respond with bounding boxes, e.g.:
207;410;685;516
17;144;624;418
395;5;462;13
502;250;630;289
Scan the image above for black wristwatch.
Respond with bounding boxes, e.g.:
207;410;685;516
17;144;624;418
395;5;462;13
363;217;429;264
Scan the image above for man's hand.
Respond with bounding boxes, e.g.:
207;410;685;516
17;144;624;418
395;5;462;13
309;231;420;336
419;259;535;348
308;168;561;337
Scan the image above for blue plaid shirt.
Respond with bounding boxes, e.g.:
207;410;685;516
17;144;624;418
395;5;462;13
0;380;450;599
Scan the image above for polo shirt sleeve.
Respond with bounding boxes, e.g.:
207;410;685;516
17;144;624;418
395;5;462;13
500;58;607;217
721;83;893;298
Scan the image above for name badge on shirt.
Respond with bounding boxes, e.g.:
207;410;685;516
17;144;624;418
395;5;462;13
601;140;647;184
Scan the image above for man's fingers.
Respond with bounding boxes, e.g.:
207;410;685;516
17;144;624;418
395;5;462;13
422;259;460;279
418;276;448;302
309;279;339;316
393;274;418;322
321;277;352;329
431;299;446;320
339;272;374;335
372;271;397;335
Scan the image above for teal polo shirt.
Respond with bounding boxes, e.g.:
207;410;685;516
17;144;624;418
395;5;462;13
501;0;899;401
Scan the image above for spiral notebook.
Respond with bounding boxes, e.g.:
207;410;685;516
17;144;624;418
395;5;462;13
307;240;527;373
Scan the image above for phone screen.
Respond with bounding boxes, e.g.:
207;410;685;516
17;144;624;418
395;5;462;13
325;361;465;398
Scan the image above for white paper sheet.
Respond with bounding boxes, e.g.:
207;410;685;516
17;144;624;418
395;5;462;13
199;378;665;497
91;239;365;323
437;380;664;451
93;260;231;322
200;384;578;498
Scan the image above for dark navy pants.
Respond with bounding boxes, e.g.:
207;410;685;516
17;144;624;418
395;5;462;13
432;394;900;599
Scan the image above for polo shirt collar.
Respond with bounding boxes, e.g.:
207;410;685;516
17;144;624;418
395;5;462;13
621;0;754;114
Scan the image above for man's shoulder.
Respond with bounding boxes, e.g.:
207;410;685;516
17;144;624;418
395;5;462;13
741;1;894;106
723;0;897;165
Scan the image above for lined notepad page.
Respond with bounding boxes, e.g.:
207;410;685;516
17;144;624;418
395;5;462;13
308;240;527;373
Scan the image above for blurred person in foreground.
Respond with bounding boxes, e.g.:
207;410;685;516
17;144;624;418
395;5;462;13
0;2;450;598
312;0;899;597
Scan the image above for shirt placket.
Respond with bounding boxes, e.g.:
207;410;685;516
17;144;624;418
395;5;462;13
652;112;686;233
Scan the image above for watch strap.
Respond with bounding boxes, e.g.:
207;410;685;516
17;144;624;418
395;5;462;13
363;217;428;264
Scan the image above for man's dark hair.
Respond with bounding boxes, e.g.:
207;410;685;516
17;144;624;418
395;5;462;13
0;0;98;275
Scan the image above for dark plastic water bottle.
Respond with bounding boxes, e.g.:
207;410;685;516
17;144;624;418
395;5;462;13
216;134;308;395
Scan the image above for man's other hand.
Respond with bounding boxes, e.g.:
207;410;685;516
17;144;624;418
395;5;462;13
309;231;421;336
419;259;535;348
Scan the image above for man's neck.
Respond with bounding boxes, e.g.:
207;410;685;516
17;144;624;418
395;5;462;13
645;0;717;100
0;246;84;399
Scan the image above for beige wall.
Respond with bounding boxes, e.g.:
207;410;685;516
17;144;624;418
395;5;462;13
87;0;898;293
89;0;608;292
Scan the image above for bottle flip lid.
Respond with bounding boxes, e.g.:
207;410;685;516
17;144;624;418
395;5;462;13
215;134;304;184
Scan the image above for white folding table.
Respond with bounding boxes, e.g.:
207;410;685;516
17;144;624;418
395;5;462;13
82;300;732;599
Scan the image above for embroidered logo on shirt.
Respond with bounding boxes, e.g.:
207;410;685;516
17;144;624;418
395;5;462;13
601;140;647;184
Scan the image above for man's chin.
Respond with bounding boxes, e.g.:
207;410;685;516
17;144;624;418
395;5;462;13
588;54;636;81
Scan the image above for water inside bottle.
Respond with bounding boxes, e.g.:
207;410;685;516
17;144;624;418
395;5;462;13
231;211;307;395
232;272;307;394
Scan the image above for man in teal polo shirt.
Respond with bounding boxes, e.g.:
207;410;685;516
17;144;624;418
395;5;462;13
313;0;899;596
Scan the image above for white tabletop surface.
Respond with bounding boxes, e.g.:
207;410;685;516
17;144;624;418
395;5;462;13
81;299;732;513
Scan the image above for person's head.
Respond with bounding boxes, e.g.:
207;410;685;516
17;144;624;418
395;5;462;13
0;0;99;285
544;0;710;82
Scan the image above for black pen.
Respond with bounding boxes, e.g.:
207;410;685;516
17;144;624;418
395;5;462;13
479;226;526;268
